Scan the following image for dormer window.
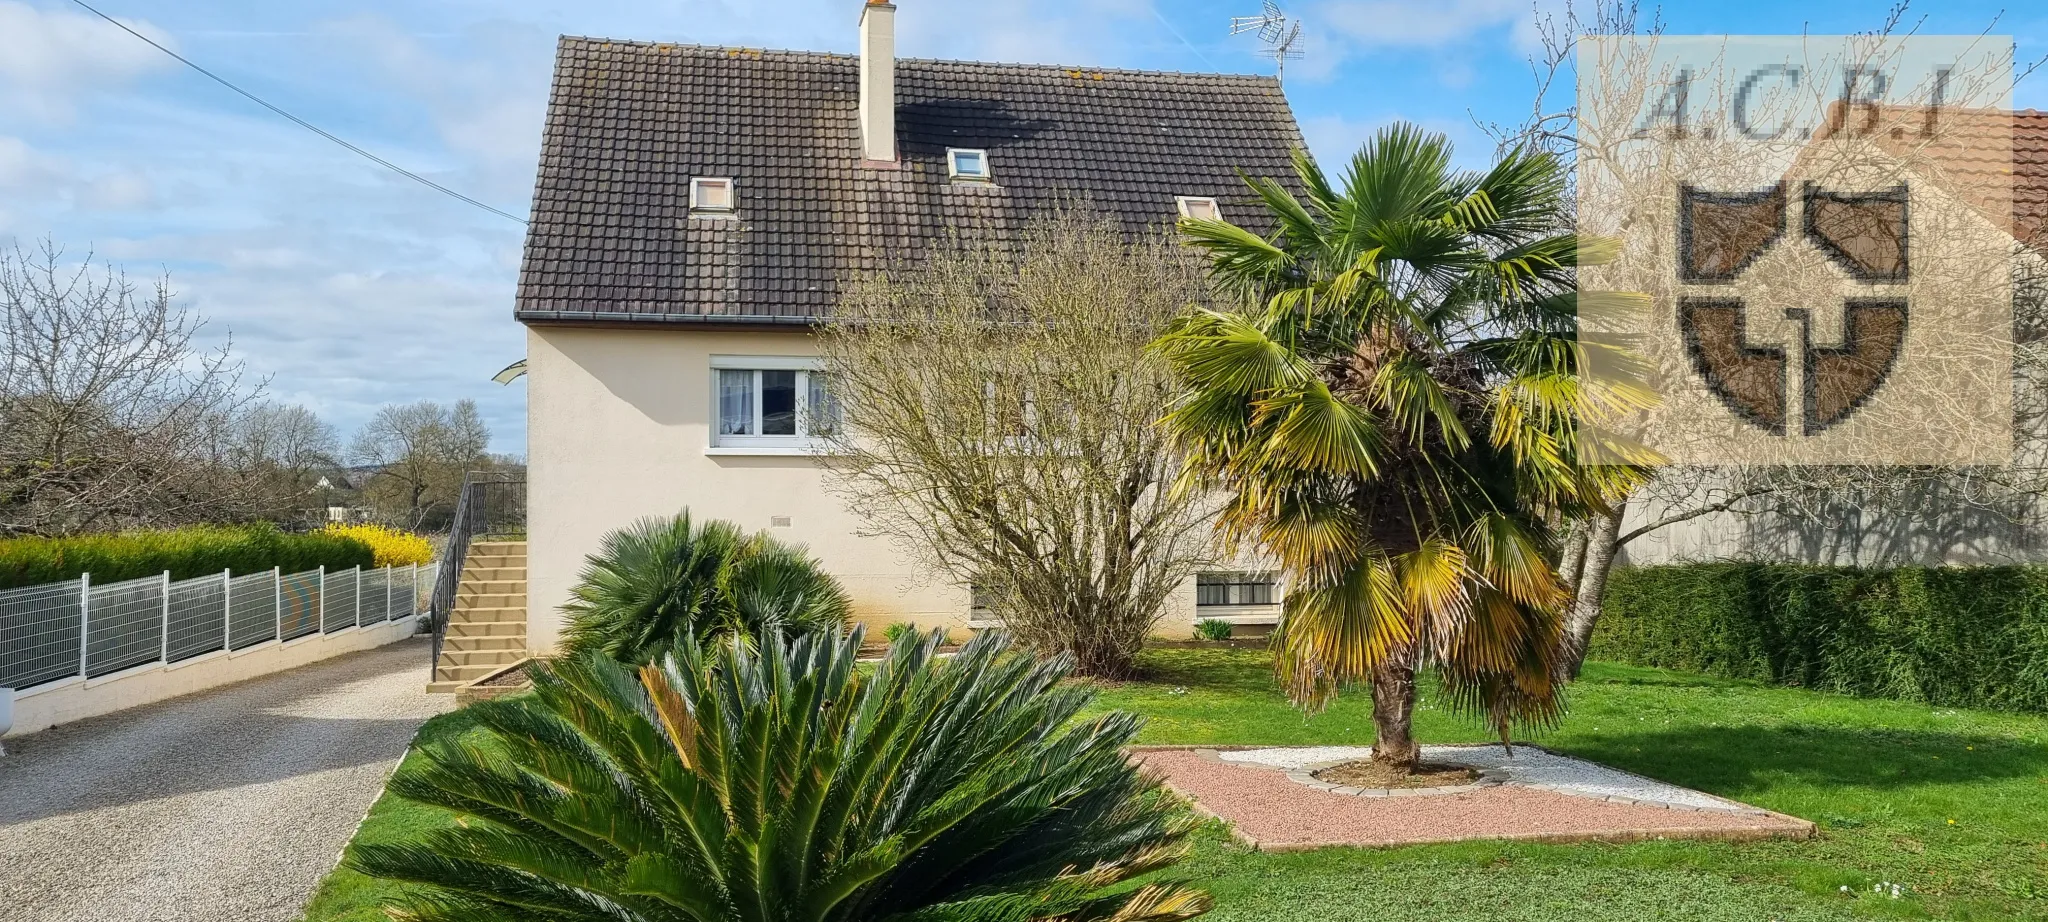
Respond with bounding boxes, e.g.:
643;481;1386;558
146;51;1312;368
691;177;735;214
1177;196;1221;221
947;148;991;181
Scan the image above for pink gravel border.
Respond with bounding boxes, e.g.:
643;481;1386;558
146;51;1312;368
1133;748;1815;852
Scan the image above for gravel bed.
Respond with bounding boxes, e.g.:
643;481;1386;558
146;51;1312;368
1138;747;1813;850
1218;744;1756;812
0;640;451;922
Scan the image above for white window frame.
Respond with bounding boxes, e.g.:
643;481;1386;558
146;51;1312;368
690;177;736;215
708;355;839;455
967;582;1001;628
1176;196;1222;221
947;148;992;181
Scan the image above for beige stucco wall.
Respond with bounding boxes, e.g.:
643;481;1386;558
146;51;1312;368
525;325;1268;654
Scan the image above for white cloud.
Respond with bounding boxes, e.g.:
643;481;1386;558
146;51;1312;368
0;135;71;200
0;1;174;120
321;16;554;193
80;169;156;210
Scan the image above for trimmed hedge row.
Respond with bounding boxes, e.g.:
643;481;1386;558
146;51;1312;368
0;525;377;590
1592;563;2048;713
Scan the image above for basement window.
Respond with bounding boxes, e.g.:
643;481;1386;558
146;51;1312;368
947;148;991;181
1196;572;1279;608
1177;196;1222;222
690;177;735;215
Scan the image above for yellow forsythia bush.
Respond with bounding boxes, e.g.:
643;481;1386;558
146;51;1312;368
321;523;437;568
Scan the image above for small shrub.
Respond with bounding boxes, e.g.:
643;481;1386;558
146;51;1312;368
320;523;435;567
350;629;1209;921
1194;618;1235;642
1593;563;2048;713
0;524;375;589
883;620;920;644
561;509;852;665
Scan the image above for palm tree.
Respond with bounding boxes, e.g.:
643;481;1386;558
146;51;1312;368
560;509;852;665
349;629;1211;922
1152;123;1647;771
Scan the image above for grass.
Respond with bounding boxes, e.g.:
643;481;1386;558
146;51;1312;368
301;647;2048;922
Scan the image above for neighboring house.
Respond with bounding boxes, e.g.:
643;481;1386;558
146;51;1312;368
516;2;1307;652
1622;107;2048;567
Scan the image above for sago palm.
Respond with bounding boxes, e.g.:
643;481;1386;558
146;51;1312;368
1152;123;1647;770
349;628;1210;922
561;509;852;665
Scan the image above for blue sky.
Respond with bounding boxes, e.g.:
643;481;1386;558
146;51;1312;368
2;0;2044;456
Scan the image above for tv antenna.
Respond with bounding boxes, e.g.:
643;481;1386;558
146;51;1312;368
1230;1;1305;83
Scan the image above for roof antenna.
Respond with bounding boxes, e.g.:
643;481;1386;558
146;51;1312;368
1229;0;1306;84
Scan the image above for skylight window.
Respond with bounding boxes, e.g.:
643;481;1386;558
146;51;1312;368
690;177;735;214
1177;196;1222;222
947;148;991;181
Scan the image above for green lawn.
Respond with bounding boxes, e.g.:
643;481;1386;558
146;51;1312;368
302;647;2048;922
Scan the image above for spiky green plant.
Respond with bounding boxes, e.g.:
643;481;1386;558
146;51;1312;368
1152;123;1651;770
349;628;1210;922
560;510;852;665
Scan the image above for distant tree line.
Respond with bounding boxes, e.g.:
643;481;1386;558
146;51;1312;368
0;239;514;537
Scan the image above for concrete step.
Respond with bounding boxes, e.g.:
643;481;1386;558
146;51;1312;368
435;662;514;681
426;680;465;694
469;546;526;560
456;593;525;609
441;635;525;652
448;619;526;638
448;604;525;622
458;578;523;590
437;648;527;666
465;556;524;569
459;566;526;581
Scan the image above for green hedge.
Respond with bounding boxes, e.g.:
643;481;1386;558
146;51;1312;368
1592;563;2048;713
0;525;377;590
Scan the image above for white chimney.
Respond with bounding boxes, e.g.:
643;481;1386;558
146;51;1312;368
858;1;897;163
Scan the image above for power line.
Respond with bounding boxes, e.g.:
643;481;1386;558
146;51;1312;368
69;0;529;225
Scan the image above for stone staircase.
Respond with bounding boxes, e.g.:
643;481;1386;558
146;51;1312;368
426;540;527;693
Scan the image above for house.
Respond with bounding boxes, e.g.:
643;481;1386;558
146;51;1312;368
515;2;1309;653
1613;106;2048;567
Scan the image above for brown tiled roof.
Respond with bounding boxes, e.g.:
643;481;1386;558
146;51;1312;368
514;37;1309;325
1806;104;2048;249
2014;110;2048;248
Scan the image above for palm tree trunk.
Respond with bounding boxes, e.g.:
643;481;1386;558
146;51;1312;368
1563;506;1624;678
1368;645;1420;771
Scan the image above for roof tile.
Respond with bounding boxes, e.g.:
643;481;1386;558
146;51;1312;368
515;37;1308;323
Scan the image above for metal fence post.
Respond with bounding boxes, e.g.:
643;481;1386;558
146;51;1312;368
222;569;232;652
385;565;396;622
410;563;420;616
77;573;90;679
353;566;363;628
318;565;326;632
273;567;282;643
159;570;171;665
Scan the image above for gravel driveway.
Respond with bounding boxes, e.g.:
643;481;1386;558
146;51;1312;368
0;639;452;922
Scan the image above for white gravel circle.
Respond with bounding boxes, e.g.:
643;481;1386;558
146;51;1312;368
1217;744;1756;812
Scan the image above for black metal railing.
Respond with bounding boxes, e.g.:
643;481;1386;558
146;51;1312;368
429;470;525;672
